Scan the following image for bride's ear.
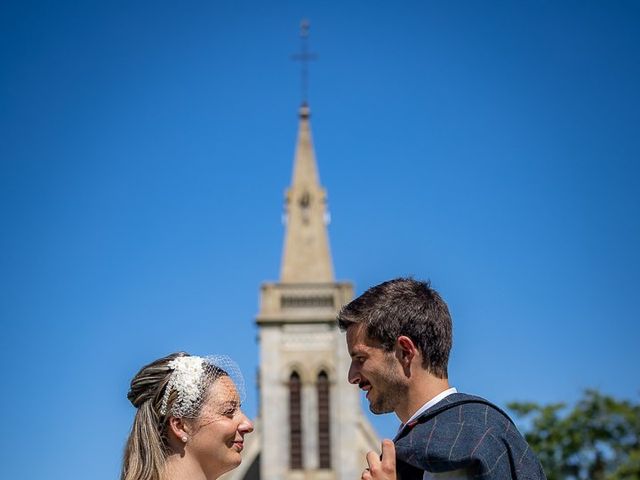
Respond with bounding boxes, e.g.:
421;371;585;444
168;416;190;443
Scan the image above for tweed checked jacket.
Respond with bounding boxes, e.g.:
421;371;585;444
393;393;546;480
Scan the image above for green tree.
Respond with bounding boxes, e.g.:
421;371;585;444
509;389;640;480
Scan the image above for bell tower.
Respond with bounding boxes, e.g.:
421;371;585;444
223;21;379;480
223;103;379;480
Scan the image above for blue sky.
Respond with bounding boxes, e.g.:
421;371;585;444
1;1;639;479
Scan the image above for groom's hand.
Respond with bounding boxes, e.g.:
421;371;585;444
362;439;396;480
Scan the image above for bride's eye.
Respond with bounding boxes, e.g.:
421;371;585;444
220;402;239;417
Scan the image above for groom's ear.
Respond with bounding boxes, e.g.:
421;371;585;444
396;335;418;367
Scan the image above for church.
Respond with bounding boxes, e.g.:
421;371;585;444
222;101;379;480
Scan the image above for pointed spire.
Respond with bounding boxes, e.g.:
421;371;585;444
280;104;334;283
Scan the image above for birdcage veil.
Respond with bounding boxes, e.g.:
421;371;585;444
159;354;245;418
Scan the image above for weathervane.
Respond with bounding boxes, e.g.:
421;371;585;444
291;19;317;105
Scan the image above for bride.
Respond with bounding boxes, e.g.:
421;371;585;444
121;352;254;480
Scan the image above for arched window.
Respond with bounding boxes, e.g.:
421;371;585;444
317;370;331;469
289;371;303;469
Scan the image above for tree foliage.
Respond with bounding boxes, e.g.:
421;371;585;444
508;389;640;480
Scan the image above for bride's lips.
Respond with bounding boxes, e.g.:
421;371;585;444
232;441;244;452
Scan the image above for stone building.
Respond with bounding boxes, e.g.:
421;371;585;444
223;103;379;480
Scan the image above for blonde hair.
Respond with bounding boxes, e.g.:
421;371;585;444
121;352;186;480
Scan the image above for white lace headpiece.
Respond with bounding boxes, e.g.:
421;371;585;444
159;354;245;418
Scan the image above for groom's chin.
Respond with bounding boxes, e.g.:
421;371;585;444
368;399;394;415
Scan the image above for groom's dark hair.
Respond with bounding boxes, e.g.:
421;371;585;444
337;277;452;379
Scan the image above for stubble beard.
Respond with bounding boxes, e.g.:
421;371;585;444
368;359;408;415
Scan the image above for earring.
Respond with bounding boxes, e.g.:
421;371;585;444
181;435;188;443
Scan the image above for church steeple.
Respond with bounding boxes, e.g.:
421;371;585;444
222;20;379;480
280;103;334;283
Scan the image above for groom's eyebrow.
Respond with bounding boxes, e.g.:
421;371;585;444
349;346;366;358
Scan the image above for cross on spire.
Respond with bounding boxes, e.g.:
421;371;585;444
291;19;317;105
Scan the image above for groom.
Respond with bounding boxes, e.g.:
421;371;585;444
337;277;546;480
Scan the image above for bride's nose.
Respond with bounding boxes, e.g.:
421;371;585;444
239;413;254;434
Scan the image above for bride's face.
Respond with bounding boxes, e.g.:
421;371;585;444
187;376;253;479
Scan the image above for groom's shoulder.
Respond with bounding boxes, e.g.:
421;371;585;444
396;393;546;479
410;392;517;438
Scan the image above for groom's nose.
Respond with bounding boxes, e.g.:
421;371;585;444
348;361;360;385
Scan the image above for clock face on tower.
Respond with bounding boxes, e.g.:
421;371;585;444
298;191;311;209
299;191;311;224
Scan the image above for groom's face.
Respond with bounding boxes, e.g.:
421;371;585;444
346;323;408;415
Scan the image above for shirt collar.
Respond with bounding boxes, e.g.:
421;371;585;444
397;387;458;433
